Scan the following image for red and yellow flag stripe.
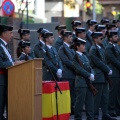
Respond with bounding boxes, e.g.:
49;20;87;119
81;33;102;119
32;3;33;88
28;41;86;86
42;81;71;120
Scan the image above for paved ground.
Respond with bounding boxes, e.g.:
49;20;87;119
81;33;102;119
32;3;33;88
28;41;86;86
69;111;120;120
70;115;120;120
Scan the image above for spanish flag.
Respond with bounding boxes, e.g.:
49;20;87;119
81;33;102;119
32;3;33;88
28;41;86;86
42;81;71;120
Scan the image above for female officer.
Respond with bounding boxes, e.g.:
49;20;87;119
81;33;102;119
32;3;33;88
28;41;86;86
72;37;95;120
18;41;33;61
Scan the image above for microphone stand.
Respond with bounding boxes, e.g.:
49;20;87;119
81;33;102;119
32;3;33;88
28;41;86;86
39;46;62;120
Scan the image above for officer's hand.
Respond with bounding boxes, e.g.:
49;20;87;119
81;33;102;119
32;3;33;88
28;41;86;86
89;74;95;81
14;60;25;65
108;70;112;75
56;69;62;78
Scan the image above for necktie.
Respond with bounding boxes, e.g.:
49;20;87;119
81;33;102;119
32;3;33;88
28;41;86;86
82;54;87;61
70;48;75;55
51;47;55;54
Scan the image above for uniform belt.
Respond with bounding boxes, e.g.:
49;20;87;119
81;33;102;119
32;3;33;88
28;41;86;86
0;69;7;74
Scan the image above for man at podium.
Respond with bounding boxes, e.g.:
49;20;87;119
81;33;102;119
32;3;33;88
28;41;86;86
0;24;23;120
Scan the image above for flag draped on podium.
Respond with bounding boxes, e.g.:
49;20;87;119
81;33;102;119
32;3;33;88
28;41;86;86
42;81;71;120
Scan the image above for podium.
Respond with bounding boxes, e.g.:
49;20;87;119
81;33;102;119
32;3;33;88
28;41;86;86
8;59;43;120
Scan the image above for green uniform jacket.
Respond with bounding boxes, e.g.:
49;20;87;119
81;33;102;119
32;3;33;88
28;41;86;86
86;31;93;46
54;36;63;51
118;27;120;41
102;37;109;48
89;44;110;83
58;43;75;80
0;39;13;85
19;53;33;61
72;33;76;40
85;38;92;54
73;53;92;88
42;45;63;81
105;43;120;77
34;41;44;58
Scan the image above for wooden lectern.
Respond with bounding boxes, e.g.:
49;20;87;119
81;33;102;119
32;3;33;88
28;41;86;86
8;59;43;120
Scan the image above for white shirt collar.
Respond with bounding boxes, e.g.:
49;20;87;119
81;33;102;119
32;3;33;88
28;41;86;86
109;42;116;47
46;44;52;49
64;42;70;47
22;52;28;55
88;29;92;34
96;44;101;49
40;40;45;45
116;28;119;31
113;44;116;47
59;35;61;38
76;51;83;56
0;38;7;46
73;32;75;34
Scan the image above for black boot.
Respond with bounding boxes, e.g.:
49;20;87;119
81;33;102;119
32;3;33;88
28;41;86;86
102;114;117;120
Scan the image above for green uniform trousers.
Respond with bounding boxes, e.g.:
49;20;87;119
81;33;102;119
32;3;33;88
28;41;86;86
74;87;94;120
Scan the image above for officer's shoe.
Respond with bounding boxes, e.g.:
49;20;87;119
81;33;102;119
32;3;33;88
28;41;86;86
2;116;7;120
116;113;120;116
94;115;98;120
102;114;117;120
70;109;74;116
109;113;117;117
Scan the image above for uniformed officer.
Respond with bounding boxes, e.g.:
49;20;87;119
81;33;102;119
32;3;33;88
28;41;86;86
75;27;91;56
18;29;30;41
112;20;120;41
58;30;75;114
0;24;23;120
100;19;109;48
105;30;120;117
95;25;107;48
17;29;34;58
89;32;116;120
71;21;82;39
18;41;33;61
75;28;86;40
106;24;117;31
100;18;110;25
102;24;117;48
17;29;31;58
86;19;97;48
72;37;95;120
112;20;120;28
34;28;49;58
112;21;120;115
54;25;67;51
42;31;63;81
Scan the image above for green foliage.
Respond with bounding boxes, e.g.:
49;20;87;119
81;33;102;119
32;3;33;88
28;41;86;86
84;0;104;15
93;0;103;14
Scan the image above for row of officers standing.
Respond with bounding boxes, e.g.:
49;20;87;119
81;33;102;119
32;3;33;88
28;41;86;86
0;18;120;120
